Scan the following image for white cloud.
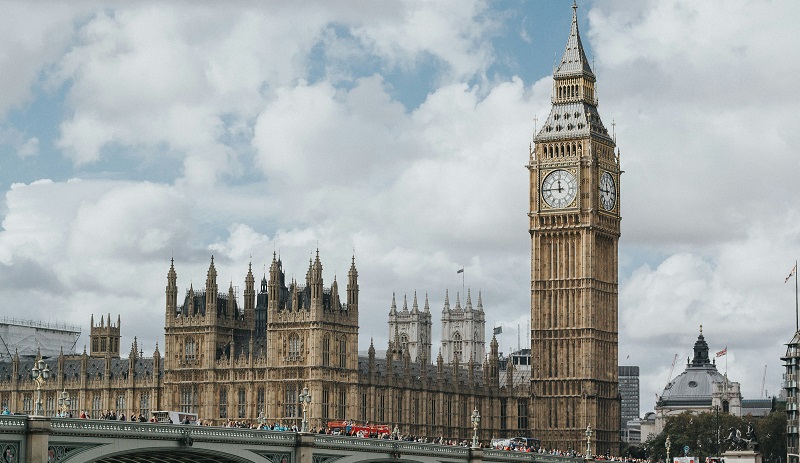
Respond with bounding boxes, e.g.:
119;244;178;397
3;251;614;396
2;0;799;419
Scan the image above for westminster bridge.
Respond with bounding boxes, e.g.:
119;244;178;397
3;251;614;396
0;416;583;463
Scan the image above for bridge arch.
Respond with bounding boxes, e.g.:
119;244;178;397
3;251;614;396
87;448;254;463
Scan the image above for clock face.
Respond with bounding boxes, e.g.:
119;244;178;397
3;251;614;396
541;169;578;208
599;171;616;211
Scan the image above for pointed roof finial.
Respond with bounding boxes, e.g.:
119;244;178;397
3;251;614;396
555;0;594;79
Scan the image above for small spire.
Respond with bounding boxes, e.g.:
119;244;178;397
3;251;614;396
389;293;397;315
554;0;594;79
424;293;430;312
412;291;419;314
402;294;409;313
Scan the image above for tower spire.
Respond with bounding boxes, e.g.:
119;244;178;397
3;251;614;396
555;0;594;79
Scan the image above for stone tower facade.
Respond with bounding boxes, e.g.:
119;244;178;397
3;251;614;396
528;2;621;453
388;292;433;364
264;251;361;422
89;313;121;358
441;290;485;364
163;256;255;418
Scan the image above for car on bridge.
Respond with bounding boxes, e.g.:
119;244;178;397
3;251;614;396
151;410;198;424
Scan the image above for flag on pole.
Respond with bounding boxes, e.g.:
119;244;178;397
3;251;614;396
493;326;502;335
716;347;727;358
786;264;797;283
457;267;464;274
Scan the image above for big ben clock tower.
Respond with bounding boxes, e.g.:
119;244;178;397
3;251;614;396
528;2;620;454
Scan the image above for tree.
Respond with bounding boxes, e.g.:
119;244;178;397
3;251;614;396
753;410;787;463
644;408;787;463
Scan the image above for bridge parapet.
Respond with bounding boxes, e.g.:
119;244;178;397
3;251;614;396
50;418;297;445
0;416;585;463
483;449;579;463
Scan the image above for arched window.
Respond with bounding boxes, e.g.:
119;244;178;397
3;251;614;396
288;334;301;361
238;388;246;418
453;332;463;362
219;388;228;418
722;400;729;413
185;337;196;361
400;334;409;354
339;336;347;368
322;335;331;366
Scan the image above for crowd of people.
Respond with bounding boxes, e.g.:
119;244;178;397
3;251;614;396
0;406;647;461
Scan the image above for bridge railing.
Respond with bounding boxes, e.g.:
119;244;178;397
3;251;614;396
483;449;581;463
315;434;470;457
49;418;298;445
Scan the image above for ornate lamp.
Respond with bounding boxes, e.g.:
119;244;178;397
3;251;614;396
585;424;593;459
31;359;50;416
666;435;672;463
471;408;481;448
299;386;311;433
58;389;71;417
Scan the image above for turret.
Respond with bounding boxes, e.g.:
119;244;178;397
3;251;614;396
153;342;161;382
310;250;323;311
205;256;218;320
268;252;282;310
347;255;358;314
227;282;235;318
330;276;340;311
244;261;255;323
166;258;178;326
368;338;376;381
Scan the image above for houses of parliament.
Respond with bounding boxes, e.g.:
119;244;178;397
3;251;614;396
0;3;620;453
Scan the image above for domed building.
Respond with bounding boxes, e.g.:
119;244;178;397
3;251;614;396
654;327;742;433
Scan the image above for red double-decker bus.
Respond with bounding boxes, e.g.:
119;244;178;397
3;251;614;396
327;420;390;437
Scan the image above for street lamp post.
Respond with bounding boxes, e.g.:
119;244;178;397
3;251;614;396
57;389;71;417
666;435;672;463
714;405;720;456
299;387;311;433
585;425;593;460
471;408;481;448
31;359;50;416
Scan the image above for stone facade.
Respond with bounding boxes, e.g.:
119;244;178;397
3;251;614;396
0;4;621;451
0;252;529;444
440;289;485;365
388;292;432;364
654;328;742;434
528;2;621;454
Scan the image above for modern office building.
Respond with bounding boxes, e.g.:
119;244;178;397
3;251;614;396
619;366;639;442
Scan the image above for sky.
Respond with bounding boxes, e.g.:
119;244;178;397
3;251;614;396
1;0;799;417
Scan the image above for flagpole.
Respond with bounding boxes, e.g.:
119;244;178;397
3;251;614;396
795;259;798;332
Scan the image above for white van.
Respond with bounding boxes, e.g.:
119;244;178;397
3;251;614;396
151;410;198;424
